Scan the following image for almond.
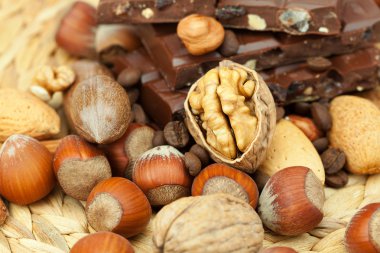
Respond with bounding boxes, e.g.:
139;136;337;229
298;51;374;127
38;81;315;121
329;95;380;174
0;89;60;141
258;119;325;184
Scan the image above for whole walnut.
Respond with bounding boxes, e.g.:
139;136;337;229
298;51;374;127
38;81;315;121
153;194;264;253
185;60;276;173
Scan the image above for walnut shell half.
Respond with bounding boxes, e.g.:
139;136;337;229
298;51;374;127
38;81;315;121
153;194;264;253
184;60;276;173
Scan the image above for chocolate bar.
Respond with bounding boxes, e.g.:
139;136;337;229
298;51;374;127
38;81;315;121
141;79;188;128
98;0;216;24
140;48;380;128
263;47;380;104
216;0;341;35
139;6;380;90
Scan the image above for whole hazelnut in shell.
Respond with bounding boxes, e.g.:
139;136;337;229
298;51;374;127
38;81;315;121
153;194;264;253
258;166;324;236
133;145;192;206
185;60;276;173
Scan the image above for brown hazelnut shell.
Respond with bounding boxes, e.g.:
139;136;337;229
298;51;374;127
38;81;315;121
184;60;276;173
192;163;259;208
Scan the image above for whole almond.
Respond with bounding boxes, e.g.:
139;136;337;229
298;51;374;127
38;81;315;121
329;95;380;174
259;119;325;184
0;89;60;141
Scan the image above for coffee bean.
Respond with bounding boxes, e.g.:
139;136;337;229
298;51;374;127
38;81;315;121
307;57;332;72
152;130;166;147
164;121;190;148
312;137;329;153
311;102;332;132
292;102;311;116
219;30;239;57
276;106;285;122
325;170;348;188
117;67;141;87
321;148;346;175
184;152;202;176
190;144;209;166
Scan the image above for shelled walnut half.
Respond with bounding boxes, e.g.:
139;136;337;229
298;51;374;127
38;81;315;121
185;60;276;173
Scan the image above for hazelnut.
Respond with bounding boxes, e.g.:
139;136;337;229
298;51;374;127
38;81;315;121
344;203;380;253
185;60;276;173
71;231;134;253
153;194;264;253
0;135;55;205
55;2;97;58
184;152;202;176
132;146;192;206
100;123;154;179
163;121;189;148
86;177;151;238
189;144;209;166
177;14;225;56
287;115;322;141
53;135;112;200
192;163;259;208
258;166;324;236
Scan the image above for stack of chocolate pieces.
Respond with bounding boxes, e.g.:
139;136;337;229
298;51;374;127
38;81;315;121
98;0;380;128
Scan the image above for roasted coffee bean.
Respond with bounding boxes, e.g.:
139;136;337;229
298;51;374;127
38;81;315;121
311;102;332;132
164;121;190;148
325;170;348;188
321;148;346;175
307;56;332;72
184;152;202;176
189;144;209;166
219;30;239;57
312;137;329;153
152;130;167;147
117;67;141;87
292;102;311;116
276;106;285;122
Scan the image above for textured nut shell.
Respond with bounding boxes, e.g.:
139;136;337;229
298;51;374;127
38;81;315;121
259;120;325;184
153;194;264;253
66;75;131;144
329;96;380;174
0;89;60;142
185;60;276;173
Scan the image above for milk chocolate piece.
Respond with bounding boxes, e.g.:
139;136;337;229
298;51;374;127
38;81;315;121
141;79;188;128
216;0;341;35
263;48;380;104
98;0;216;24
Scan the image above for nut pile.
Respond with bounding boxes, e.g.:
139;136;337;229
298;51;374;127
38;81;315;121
1;0;380;253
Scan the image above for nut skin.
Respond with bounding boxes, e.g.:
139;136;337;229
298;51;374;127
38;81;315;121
71;231;135;253
0;198;8;225
0;135;55;205
258;166;324;236
55;2;97;58
163;121;189;148
192;163;259;208
177;14;225;56
132;146;192;206
287;115;322;141
53;135;112;200
86;177;151;238
344;203;380;253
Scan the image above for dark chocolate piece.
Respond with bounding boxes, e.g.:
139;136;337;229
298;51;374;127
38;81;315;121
262;48;380;104
138;0;380;89
98;0;216;24
140;79;188;128
216;0;341;35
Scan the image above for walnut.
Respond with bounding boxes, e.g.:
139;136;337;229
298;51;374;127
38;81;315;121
34;65;75;92
185;60;276;173
153;194;264;253
177;14;225;56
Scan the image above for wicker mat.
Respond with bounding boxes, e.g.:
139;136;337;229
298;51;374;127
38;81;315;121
0;0;379;252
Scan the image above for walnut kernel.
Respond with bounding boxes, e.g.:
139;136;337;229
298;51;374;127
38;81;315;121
34;65;75;92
